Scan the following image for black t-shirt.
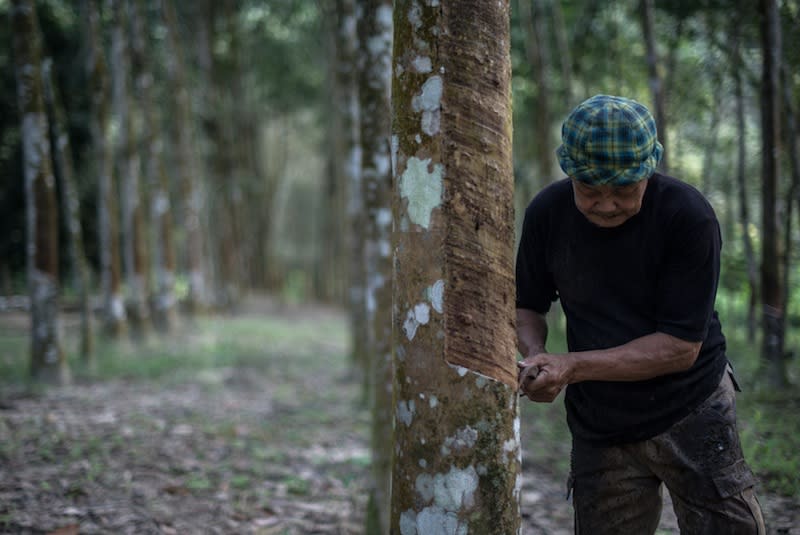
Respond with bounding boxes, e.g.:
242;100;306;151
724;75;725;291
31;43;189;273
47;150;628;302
516;173;728;446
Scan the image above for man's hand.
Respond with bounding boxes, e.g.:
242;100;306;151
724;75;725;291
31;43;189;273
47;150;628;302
517;353;574;403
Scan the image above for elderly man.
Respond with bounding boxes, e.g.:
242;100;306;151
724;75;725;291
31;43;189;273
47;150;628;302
516;95;765;534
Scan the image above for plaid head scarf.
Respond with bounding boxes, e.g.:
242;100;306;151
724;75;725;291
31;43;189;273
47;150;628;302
556;95;664;186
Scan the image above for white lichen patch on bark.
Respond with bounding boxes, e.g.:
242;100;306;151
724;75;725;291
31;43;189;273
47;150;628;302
411;75;442;136
391;135;399;175
21;112;45;183
441;426;478;455
366;273;385;314
402;465;480;535
427;279;445;313
407;2;423;29
109;294;126;321
403;302;431;340
413;56;433;73
397;399;416;426
399;156;443;229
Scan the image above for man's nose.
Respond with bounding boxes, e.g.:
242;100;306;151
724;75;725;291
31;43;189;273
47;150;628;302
594;195;617;212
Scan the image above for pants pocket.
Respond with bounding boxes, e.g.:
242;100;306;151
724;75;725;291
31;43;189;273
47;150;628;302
712;458;756;499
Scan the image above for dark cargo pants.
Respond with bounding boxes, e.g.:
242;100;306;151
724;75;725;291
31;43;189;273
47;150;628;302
570;368;765;534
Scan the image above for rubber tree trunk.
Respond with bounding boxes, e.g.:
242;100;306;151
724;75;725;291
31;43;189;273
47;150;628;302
131;0;178;333
333;0;368;380
391;0;521;532
356;0;393;531
111;0;150;341
729;12;758;344
640;0;669;173
780;63;800;358
163;0;208;316
42;57;94;365
759;0;788;388
518;0;554;190
319;1;349;304
12;0;70;385
89;0;127;338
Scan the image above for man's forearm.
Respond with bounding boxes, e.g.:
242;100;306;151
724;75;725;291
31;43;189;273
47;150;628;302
516;308;548;357
565;332;702;383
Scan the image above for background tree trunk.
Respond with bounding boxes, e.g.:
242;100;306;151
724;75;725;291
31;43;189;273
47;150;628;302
759;0;788;388
357;0;393;531
90;0;126;337
729;11;758;344
111;0;150;340
781;63;800;357
163;0;208;316
518;0;553;191
334;0;368;382
12;0;70;384
641;0;669;172
131;0;177;332
42;57;94;364
391;0;521;531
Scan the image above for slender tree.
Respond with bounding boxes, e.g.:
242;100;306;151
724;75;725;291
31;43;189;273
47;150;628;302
781;63;800;358
163;0;208;316
334;0;368;378
110;0;150;338
131;0;178;332
551;0;574;104
42;57;94;364
728;7;759;343
518;0;554;190
391;0;521;531
641;0;669;172
87;0;127;337
12;0;70;384
357;0;393;530
759;0;788;388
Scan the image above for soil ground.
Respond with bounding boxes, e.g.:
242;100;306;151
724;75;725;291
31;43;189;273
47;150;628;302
0;298;798;534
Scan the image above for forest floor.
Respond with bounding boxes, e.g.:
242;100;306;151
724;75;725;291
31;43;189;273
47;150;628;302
0;297;798;534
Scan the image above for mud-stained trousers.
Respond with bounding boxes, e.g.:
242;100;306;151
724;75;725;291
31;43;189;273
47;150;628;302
570;367;766;535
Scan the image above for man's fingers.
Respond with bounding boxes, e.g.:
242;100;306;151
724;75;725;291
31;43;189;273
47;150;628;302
517;364;540;390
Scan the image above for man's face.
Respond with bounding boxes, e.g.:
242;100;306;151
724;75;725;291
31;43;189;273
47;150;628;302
571;178;649;228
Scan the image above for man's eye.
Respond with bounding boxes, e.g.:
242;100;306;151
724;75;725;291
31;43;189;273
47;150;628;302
581;188;600;197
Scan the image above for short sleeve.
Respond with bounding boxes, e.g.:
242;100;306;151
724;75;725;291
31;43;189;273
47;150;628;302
516;202;558;314
655;216;721;342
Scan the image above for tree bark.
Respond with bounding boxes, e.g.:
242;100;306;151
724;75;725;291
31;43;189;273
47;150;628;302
88;0;126;337
357;0;393;531
163;0;208;316
391;0;521;531
781;63;800;355
334;0;368;380
551;0;574;105
518;0;554;191
42;57;94;365
640;0;669;172
12;0;70;384
759;0;788;388
131;0;178;332
110;0;150;340
730;11;758;344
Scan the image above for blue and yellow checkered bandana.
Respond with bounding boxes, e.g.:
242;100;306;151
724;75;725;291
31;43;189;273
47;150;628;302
556;95;663;186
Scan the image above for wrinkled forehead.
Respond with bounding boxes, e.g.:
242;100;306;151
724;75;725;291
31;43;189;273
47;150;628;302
572;178;642;194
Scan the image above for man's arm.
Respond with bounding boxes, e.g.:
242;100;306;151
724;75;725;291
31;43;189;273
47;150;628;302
516;308;548;358
518;329;702;403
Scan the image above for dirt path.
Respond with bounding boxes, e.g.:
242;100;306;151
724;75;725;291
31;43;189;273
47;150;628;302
1;303;797;534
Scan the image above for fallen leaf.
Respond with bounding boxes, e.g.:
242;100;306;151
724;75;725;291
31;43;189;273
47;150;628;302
47;524;79;535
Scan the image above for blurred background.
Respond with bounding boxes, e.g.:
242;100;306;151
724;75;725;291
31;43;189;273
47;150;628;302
1;0;799;533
